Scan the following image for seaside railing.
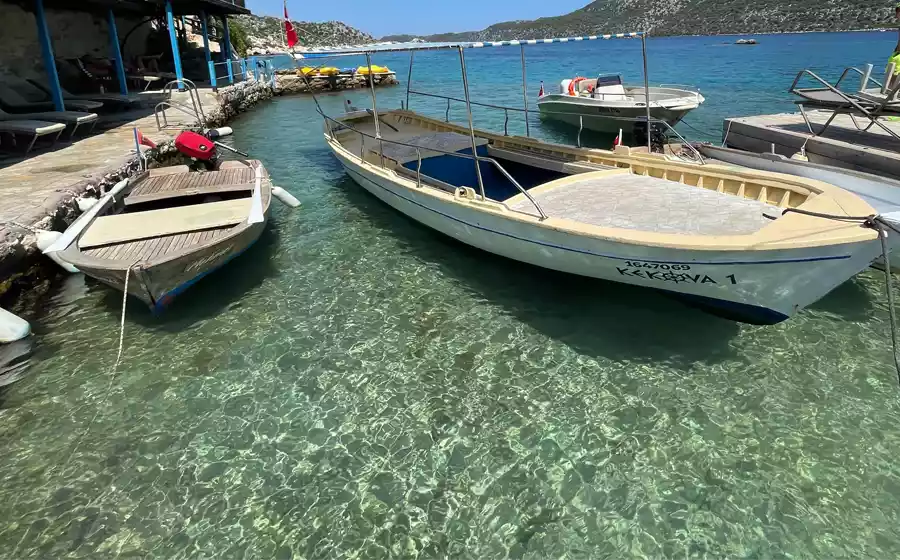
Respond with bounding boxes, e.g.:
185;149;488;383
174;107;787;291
318;111;549;220
206;57;278;90
404;89;704;162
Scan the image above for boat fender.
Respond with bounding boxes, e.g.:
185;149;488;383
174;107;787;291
76;197;98;212
0;307;30;343
35;230;80;274
790;146;809;161
272;186;301;208
206;127;234;139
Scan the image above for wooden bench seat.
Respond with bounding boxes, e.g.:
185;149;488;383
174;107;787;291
79;198;251;249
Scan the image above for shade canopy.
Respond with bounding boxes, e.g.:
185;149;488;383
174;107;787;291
299;32;645;58
4;0;249;16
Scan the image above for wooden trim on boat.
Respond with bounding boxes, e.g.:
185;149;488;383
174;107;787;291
329;111;880;251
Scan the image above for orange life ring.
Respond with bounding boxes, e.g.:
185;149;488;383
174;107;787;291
568;76;587;96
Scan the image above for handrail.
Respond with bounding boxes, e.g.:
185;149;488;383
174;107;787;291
161;78;206;124
409;89;706;161
321;111;548;220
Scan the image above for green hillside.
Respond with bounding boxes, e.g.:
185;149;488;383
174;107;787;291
382;0;896;41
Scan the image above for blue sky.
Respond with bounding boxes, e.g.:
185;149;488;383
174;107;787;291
248;0;590;38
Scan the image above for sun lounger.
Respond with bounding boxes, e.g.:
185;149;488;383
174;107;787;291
0;108;98;139
0;82;102;113
789;68;900;141
26;76;141;111
0;119;65;153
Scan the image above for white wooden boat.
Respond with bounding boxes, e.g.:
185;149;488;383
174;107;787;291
537;75;704;134
52;160;271;311
324;109;884;324
698;143;900;269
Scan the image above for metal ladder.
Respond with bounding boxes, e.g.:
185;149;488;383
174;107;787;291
154;78;207;130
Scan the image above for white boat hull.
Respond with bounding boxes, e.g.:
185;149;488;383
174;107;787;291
330;139;881;324
698;144;900;271
537;88;704;134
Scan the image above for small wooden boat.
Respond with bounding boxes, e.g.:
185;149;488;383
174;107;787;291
54;159;271;311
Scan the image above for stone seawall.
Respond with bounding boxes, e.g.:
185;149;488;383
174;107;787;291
275;73;399;95
207;81;275;127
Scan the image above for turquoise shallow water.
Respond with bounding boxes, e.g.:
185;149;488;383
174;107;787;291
2;32;900;559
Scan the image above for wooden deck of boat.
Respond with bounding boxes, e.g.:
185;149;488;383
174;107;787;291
722;111;900;179
81;227;232;261
127;167;256;204
508;173;779;235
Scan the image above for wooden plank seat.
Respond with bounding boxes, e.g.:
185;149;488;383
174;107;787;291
125;167;256;206
79;198;251;249
125;182;255;206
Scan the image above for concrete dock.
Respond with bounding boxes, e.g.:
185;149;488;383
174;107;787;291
723;110;900;178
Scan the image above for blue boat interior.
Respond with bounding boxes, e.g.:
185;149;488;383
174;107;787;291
401;145;566;201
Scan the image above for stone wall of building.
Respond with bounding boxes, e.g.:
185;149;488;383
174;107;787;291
0;1;151;81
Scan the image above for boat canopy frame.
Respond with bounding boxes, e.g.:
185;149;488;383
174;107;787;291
295;31;684;208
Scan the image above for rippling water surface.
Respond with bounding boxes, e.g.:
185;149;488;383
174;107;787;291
1;32;900;559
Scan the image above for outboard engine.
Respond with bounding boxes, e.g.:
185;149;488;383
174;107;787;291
174;129;248;170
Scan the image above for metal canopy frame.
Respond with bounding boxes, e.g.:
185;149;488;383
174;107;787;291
302;31;655;211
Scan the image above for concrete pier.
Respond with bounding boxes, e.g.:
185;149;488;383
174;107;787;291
723;110;900;178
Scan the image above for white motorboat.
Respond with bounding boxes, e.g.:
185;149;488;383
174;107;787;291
537;74;705;135
303;36;888;325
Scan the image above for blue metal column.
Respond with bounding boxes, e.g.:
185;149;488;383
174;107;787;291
34;0;64;111
200;11;211;67
221;15;233;84
107;9;128;95
165;0;184;89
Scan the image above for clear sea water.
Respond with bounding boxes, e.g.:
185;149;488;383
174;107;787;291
2;32;900;559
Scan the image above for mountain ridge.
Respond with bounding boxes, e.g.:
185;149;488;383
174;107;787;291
381;0;896;42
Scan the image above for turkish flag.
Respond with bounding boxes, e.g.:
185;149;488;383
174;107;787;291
284;2;299;48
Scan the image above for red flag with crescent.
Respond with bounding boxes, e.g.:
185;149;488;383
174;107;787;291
284;1;299;48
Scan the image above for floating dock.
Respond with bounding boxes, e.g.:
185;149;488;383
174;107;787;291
723;110;900;178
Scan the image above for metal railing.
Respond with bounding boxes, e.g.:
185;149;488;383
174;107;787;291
154;78;206;129
321;111;549;220
207;56;278;90
406;89;705;162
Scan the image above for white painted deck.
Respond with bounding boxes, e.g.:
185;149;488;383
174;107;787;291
509;174;780;235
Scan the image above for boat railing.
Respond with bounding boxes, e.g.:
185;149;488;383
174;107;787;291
406;89;705;162
319;111;549;220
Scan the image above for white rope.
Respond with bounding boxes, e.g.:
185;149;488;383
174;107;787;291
54;264;134;475
721;119;733;147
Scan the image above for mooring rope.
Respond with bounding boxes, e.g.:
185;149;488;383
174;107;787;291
782;208;900;386
54;264;134;474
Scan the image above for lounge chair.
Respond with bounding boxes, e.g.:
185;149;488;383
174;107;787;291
0;107;98;139
0;82;102;113
26;76;141;111
788;68;900;141
0;119;65;153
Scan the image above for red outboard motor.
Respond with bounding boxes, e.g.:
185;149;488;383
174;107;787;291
174;130;248;170
175;130;217;164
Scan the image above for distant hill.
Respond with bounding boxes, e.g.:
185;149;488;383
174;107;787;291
381;0;896;42
232;14;374;54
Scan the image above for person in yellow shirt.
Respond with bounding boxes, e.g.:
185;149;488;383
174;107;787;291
891;3;900;90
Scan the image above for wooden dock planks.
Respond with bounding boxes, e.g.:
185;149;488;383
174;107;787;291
722;111;900;179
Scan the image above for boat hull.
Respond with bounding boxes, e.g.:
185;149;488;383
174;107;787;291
75;218;268;311
698;144;900;271
330;140;880;324
537;93;702;134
